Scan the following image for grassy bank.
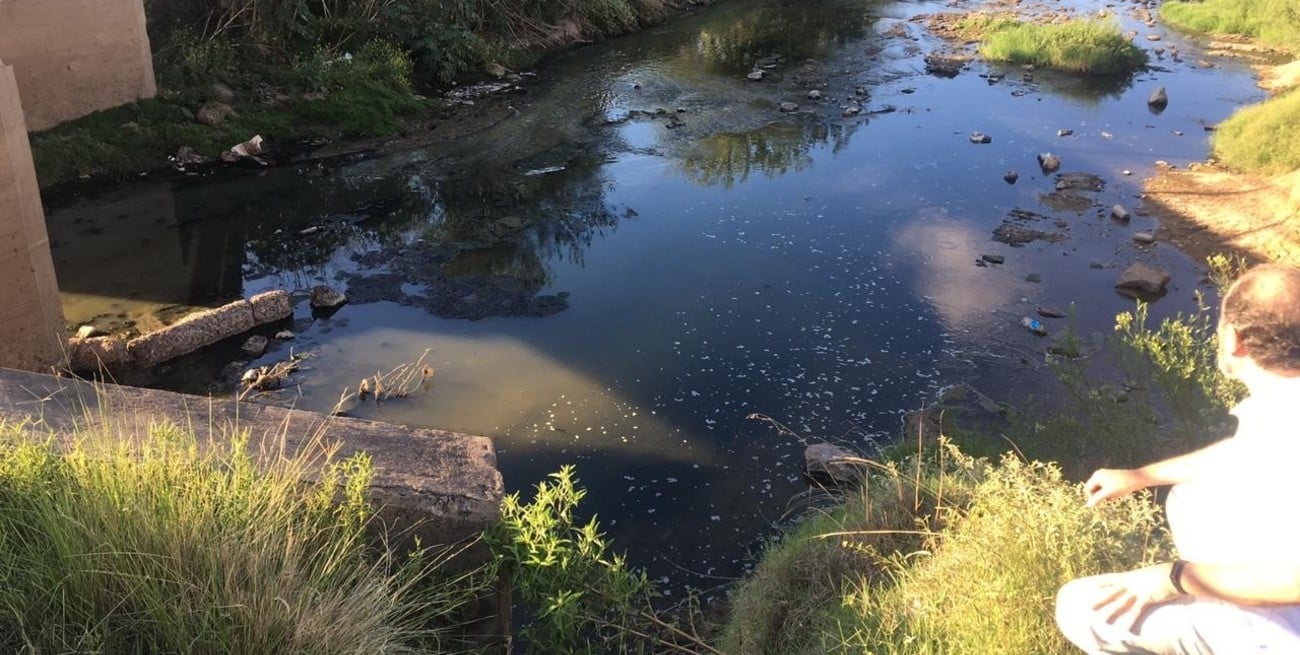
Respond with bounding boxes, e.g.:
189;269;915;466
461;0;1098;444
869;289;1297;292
954;15;1147;75
1160;0;1300;54
0;421;478;653
31;0;704;188
717;263;1243;654
1158;0;1300;175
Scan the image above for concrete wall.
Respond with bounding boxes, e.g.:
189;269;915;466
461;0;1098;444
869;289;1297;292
0;59;66;371
0;0;157;131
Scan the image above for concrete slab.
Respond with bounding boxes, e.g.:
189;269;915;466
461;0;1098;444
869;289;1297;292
0;367;503;550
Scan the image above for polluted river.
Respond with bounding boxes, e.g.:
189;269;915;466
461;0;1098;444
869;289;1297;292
48;0;1264;594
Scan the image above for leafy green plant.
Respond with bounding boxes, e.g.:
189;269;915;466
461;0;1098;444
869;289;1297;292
486;465;652;654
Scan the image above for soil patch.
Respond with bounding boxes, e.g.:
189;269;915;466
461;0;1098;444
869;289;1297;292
1143;164;1300;266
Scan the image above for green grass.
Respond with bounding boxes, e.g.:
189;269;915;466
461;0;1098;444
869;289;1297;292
719;258;1244;654
1212;87;1300;174
31;42;424;188
1161;0;1300;54
978;19;1148;75
0;420;478;653
720;446;1171;655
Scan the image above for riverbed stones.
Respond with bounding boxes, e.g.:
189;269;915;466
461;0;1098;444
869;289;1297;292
275;330;296;340
241;335;269;358
746;70;765;81
969;131;992;144
1037;306;1068;318
75;325;103;339
804;443;862;486
310;285;348;312
1003;170;1019;184
1133;231;1156;244
1115;263;1171;299
1038;152;1062;173
1055;172;1105;192
1148;85;1169;110
196;101;235;127
67;336;132;371
1057;128;1074;137
1111;204;1132;222
842;104;862;117
778;101;800;113
807;90;822;100
981;254;1005;264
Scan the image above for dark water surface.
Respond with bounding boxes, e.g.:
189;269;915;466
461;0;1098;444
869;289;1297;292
48;0;1263;589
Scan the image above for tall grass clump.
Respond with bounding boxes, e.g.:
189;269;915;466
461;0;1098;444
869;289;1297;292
721;446;1171;655
979;19;1147;75
0;421;476;654
1211;87;1300;174
844;455;1171;655
1160;0;1300;54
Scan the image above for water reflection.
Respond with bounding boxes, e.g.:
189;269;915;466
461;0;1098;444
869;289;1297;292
685;1;877;73
679;121;859;188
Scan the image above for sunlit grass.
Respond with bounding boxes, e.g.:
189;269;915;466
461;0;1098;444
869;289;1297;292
0;420;479;653
1161;0;1300;54
978;19;1147;75
1213;87;1300;174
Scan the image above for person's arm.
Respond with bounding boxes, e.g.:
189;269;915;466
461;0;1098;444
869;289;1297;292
1092;560;1300;630
1084;437;1246;507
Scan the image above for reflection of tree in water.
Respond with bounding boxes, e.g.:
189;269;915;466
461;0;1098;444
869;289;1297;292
688;2;875;72
340;156;620;319
679;121;858;188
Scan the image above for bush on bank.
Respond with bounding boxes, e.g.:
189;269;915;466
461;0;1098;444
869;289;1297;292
1213;86;1300;175
0;422;478;654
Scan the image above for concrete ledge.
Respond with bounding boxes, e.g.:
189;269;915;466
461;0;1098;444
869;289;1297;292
0;367;503;550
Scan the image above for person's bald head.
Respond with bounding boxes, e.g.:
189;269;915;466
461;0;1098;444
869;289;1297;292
1222;264;1300;375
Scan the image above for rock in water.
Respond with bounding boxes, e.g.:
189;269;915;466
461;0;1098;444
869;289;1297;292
1111;204;1132;222
969;131;992;144
309;285;348;312
1037;306;1068;318
778;101;800;113
275;330;296;340
1038;152;1061;173
1116;263;1172;299
804;443;862;485
807;90;822;100
75;325;103;339
241;335;269;358
1133;231;1156;244
981;254;1005;264
1149;85;1169;109
747;70;765;81
1003;170;1019;184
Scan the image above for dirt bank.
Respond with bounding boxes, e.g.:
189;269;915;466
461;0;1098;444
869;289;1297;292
1143;53;1300;268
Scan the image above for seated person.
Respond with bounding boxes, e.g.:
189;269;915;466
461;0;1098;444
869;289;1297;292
1056;263;1300;654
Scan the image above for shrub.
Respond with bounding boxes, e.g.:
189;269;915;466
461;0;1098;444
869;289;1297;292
0;421;476;654
978;19;1148;75
486;465;652;654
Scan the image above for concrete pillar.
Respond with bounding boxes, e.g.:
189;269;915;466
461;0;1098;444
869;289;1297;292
0;59;66;372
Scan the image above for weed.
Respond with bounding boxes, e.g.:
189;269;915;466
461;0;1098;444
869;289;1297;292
1212;87;1300;175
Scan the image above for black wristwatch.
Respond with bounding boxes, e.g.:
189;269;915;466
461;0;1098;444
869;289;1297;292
1169;559;1190;595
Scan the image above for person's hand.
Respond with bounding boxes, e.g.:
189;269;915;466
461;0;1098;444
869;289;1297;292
1089;564;1183;631
1084;468;1152;507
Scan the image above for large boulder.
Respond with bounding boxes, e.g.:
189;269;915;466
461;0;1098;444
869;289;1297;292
249;289;293;324
1115;263;1171;299
804;442;863;486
